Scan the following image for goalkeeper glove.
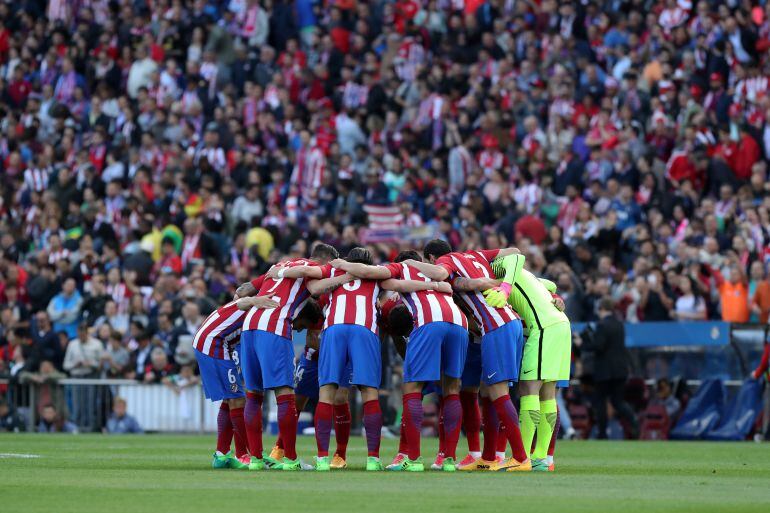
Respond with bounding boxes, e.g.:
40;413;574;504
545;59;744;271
483;282;512;308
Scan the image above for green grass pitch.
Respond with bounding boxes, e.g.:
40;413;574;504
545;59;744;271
1;434;769;513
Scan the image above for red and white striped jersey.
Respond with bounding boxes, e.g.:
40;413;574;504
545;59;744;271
193;301;246;360
382;262;467;329
436;250;519;336
291;145;326;208
242;259;318;339
320;266;381;333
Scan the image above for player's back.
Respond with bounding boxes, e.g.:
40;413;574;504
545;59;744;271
322;266;380;333
383;261;467;328
510;268;569;330
436;250;518;335
243;258;317;338
194;301;245;359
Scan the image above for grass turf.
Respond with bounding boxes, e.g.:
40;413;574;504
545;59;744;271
1;434;769;513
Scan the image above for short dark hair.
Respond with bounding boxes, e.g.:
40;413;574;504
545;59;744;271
310;242;339;261
295;299;323;326
598;296;615;312
423;239;451;260
394;250;421;263
388;304;415;337
346;247;373;265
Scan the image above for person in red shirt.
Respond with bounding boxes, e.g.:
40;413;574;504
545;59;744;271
156;237;182;277
732;124;761;180
8;67;32;108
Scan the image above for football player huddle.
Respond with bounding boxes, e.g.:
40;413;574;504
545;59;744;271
191;239;571;473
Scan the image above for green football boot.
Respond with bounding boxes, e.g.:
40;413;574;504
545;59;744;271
228;453;250;470
281;457;302;471
531;458;549;472
366;457;384;471
441;457;457;472
248;457;266;471
314;456;331;471
212;451;231;469
387;456;424;472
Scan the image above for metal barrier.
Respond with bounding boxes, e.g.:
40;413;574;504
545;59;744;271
0;378;226;433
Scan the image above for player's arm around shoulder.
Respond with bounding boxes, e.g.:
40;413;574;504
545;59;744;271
452;277;501;292
380;278;452;294
402;259;449;281
236;296;281;311
307;272;354;296
331;258;393;279
266;263;324;280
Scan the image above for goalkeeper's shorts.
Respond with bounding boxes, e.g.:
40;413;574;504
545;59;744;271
519;321;571;382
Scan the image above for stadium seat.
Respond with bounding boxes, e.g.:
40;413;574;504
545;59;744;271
639;404;670;440
624;377;649;412
568;404;592;440
670;379;726;440
704;379;763;441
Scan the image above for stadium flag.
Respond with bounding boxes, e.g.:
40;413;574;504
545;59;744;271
360;204;439;243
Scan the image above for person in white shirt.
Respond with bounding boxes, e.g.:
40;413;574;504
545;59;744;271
672;276;707;320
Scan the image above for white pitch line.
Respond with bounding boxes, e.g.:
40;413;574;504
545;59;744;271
0;453;41;459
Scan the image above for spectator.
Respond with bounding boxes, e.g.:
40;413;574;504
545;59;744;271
101;331;130;379
142;348;175;384
47;278;83;340
580;297;639;439
32;312;64;371
672;276;707;321
716;258;751;323
749;262;770;324
0;398;25;432
63;323;103;379
37;404;78;434
105;398;143;434
650;378;682;420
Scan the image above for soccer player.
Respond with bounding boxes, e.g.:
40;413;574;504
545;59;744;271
271;296;353;469
483;253;572;471
333;249;469;472
236;242;342;471
276;247;453;471
192;295;279;469
406;239;531;471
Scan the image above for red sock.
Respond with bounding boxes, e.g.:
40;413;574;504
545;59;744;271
402;392;423;460
362;400;382;458
549;406;560;457
398;416;409;454
333;403;351;459
216;402;233;454
276;394;298;460
437;396;446;455
497;422;508;453
442;394;462;459
481;397;497;461
244;392;263;459
229;407;248;458
275;435;283;450
493;395;528;462
314;402;333;457
460;391;480;453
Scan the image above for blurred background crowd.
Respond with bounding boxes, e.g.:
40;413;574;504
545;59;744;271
1;0;770;435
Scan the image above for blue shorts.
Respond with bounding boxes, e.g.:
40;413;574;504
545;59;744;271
557;380;569;388
294;353;351;399
422;382;441;396
461;340;482;388
195;349;244;401
319;324;381;388
240;329;294;391
480;320;524;386
404;322;468;383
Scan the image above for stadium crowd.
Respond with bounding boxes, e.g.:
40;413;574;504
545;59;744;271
1;0;770;413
